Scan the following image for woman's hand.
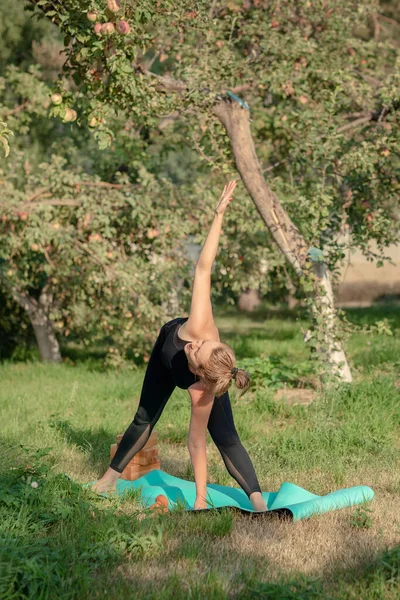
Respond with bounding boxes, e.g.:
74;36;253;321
194;497;208;510
215;180;237;216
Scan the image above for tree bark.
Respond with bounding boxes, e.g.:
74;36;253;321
311;262;352;383
213;99;352;383
213;100;308;276
12;288;62;363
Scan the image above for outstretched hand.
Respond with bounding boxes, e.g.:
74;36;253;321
215;180;237;216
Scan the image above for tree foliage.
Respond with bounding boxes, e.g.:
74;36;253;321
33;0;399;271
0;152;193;362
1;0;399;364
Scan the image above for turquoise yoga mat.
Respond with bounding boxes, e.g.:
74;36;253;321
104;470;374;521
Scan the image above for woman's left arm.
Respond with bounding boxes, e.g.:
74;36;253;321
187;382;214;509
183;180;237;339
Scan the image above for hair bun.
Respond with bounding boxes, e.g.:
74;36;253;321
234;368;251;397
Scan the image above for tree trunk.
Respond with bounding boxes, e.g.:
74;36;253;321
213;99;352;383
12;287;62;363
30;309;62;363
311;262;352;383
213;100;308;276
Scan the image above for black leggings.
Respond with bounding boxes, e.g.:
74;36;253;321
109;325;262;497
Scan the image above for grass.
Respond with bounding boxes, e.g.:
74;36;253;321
0;304;399;599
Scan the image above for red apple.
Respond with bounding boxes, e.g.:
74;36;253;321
87;11;97;22
116;20;130;35
17;211;29;221
94;22;102;35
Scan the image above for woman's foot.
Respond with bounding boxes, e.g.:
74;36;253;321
250;491;267;512
90;467;120;494
91;479;117;494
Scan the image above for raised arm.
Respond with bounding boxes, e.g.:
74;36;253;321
183;181;237;339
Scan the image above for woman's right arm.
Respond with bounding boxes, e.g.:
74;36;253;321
187;381;215;509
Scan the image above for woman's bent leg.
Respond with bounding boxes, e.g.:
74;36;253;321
207;392;263;501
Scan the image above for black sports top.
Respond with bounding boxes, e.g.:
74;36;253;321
161;317;199;389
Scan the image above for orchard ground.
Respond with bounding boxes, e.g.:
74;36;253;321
0;304;399;599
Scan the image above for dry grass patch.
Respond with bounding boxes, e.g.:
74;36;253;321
113;463;399;594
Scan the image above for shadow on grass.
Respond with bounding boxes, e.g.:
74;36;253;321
96;534;400;600
343;304;400;329
235;541;399;598
48;418;114;474
1;444;399;600
60;342;108;371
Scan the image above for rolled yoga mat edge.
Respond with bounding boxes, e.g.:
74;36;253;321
95;470;375;521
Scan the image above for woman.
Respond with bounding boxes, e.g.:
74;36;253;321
92;181;267;511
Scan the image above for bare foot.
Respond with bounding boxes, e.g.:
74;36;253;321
90;467;120;494
91;479;117;494
250;492;268;512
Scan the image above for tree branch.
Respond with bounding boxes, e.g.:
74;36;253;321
337;106;390;133
2;101;30;118
26;188;52;203
21;198;81;210
73;181;131;190
10;288;38;314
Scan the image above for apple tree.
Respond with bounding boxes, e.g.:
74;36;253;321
0;148;193;362
26;0;400;382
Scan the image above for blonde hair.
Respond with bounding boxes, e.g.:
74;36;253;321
197;342;251;398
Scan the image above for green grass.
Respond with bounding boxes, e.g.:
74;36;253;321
0;305;399;599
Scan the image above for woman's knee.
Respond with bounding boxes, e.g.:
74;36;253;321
133;406;153;427
209;429;241;450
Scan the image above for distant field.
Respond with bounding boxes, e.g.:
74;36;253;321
0;305;399;599
336;242;400;306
